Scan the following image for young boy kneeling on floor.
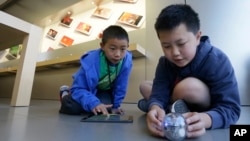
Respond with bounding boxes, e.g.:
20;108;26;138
59;25;133;116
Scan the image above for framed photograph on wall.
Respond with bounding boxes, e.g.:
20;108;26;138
92;7;112;19
119;0;138;3
60;16;73;27
117;12;144;28
60;35;74;47
46;28;58;40
75;22;93;35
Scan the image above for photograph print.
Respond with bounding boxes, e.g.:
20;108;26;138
60;35;74;47
75;22;93;35
60;15;73;27
46;28;58;40
117;11;144;28
92;7;112;19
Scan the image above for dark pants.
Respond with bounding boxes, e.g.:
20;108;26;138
59;90;113;115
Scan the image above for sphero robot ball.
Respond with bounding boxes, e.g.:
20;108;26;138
162;113;187;141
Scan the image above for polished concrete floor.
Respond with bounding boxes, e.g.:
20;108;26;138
0;98;249;141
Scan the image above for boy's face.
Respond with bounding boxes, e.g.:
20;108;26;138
100;38;128;64
158;23;201;67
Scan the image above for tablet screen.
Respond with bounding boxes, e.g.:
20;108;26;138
80;114;133;123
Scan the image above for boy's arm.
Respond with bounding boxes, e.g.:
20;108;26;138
71;68;101;112
203;54;241;129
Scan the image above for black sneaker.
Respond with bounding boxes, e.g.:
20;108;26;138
137;99;148;113
59;85;69;102
171;99;190;113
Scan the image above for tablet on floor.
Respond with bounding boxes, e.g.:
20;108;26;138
80;114;133;123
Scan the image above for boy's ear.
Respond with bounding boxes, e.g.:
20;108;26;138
196;30;202;40
100;42;104;50
195;30;202;46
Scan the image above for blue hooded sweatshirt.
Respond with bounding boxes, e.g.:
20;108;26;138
70;48;132;112
148;36;241;129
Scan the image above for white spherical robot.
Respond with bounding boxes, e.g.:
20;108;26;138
162;113;187;141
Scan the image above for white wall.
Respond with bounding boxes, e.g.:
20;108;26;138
145;0;184;79
188;0;250;105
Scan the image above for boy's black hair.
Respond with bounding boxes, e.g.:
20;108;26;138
102;25;129;45
155;4;200;37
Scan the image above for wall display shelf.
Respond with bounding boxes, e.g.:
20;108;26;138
40;0;145;53
0;43;145;75
0;55;80;74
36;55;81;70
120;0;138;3
0;66;17;74
128;43;145;58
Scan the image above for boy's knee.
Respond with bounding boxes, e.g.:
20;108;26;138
139;81;153;100
172;77;210;109
139;81;152;90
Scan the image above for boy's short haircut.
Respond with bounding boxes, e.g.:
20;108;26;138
154;4;200;36
102;25;129;45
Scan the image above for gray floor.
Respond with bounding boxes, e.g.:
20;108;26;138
0;98;249;141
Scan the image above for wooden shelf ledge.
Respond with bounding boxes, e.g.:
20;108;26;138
36;55;80;68
128;43;146;58
0;43;145;75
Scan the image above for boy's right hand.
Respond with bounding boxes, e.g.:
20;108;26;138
146;105;165;137
92;104;113;115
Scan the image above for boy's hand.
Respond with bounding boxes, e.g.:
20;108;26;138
92;104;113;115
182;112;210;138
146;105;165;137
111;107;124;115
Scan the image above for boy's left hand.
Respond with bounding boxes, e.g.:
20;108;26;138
92;104;113;115
182;112;211;138
111;107;124;115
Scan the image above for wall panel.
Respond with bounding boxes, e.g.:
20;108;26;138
187;0;250;105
